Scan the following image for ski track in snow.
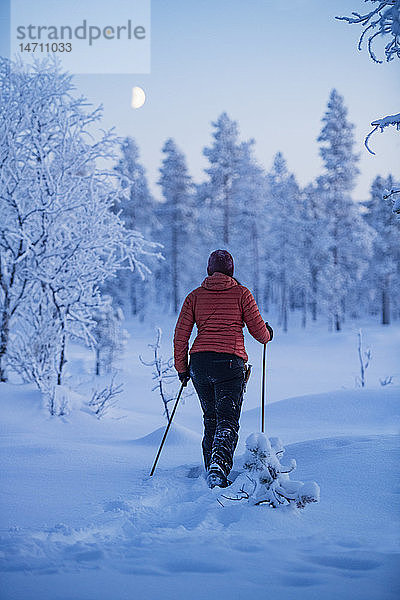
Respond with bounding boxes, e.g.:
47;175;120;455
1;434;399;600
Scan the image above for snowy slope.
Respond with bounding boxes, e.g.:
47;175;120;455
241;386;400;444
0;321;399;600
1;383;399;599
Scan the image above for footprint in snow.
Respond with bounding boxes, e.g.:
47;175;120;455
103;499;131;513
308;554;381;571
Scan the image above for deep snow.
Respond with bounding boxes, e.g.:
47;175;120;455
0;318;399;600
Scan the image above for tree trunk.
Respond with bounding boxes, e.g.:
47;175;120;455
57;330;67;385
332;242;340;331
283;304;288;333
311;269;318;321
172;204;179;314
282;280;288;333
95;348;101;376
302;288;307;328
130;277;137;316
263;280;270;312
382;281;390;325
223;174;230;245
0;300;10;382
252;222;259;304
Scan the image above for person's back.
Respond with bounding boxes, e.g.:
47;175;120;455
174;272;269;372
173;250;273;489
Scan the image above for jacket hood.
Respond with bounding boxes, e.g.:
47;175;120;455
201;272;238;291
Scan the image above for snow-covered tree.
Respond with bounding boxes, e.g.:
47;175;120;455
363;174;400;323
157;138;194;314
265;152;303;332
229;140;268;304
336;1;400;153
299;182;330;324
317;89;373;330
203;112;244;246
220;433;320;509
92;297;127;376
384;188;400;220
7;290;64;406
0;57;158;398
112;137;161;318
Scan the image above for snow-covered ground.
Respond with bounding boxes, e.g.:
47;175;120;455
0;318;399;600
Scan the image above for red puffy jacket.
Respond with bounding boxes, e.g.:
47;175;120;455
173;272;270;373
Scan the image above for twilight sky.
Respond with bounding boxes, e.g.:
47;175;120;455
1;0;399;201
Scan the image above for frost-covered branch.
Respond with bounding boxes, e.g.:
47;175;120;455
0;57;161;395
336;1;400;63
89;374;123;419
383;187;400;218
365;112;400;154
139;328;177;422
336;1;400;153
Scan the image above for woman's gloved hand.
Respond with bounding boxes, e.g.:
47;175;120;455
178;370;191;387
265;321;274;341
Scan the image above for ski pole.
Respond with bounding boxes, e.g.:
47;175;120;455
261;343;267;433
150;382;185;477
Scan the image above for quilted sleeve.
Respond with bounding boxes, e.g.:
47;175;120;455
173;293;195;372
241;288;270;344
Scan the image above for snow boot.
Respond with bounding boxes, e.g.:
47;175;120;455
206;465;229;489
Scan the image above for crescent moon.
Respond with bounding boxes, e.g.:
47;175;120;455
131;86;146;109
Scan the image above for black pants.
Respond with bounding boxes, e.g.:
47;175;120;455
189;351;246;477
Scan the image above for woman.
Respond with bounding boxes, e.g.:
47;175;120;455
173;250;273;489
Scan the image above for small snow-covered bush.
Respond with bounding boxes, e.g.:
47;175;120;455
139;328;178;422
88;374;123;419
220;433;320;510
7;296;63;411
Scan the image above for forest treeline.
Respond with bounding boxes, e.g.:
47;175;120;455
112;92;400;332
1;58;399;407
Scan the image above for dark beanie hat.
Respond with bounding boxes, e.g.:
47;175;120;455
207;250;234;277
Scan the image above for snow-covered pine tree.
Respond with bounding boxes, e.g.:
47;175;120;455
230;140;268;304
317;89;373;331
300;182;330;324
265;152;303;332
202;112;244;246
0;57;158;399
92;297;127;376
157;138;195;314
390;190;400;219
363;174;400;324
192;180;218;260
112;137;161;319
220;433;320;509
